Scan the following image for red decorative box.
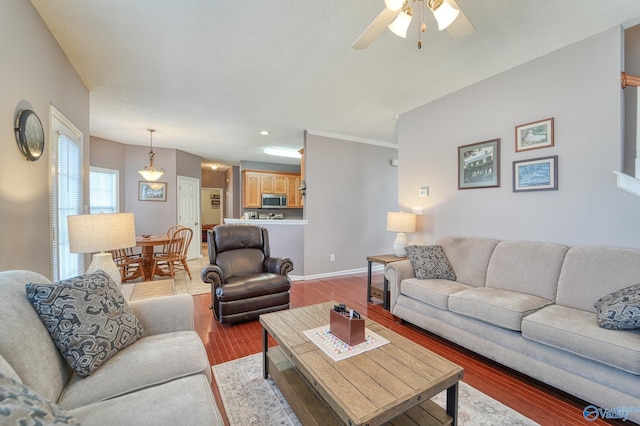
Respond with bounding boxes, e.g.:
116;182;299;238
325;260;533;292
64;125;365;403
329;309;365;346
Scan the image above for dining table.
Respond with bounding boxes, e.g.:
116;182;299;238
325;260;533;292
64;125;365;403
136;235;170;281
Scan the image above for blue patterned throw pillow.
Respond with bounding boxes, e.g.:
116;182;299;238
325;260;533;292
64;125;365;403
0;373;80;425
594;283;640;330
405;245;457;281
25;271;144;377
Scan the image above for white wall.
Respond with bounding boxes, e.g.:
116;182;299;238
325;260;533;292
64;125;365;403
399;27;640;249
0;2;89;276
303;133;398;276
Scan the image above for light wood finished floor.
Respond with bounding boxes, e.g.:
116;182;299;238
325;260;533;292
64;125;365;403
192;272;630;426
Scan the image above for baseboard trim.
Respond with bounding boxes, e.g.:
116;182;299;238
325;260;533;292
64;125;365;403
291;264;384;282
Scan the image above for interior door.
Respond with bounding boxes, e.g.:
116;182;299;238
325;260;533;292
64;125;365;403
177;175;200;260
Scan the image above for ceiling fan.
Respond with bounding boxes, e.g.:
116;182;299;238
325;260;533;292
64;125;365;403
352;0;474;50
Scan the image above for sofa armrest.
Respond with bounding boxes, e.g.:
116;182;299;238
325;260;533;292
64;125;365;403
129;294;194;336
264;257;293;275
385;260;415;312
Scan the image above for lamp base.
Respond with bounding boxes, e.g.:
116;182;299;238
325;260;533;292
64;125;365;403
86;252;122;286
392;232;408;257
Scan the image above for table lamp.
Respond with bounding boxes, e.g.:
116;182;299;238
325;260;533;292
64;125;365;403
67;212;136;286
387;212;417;257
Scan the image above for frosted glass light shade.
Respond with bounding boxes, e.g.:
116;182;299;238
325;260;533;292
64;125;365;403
68;213;136;253
386;212;416;233
138;168;164;181
385;0;405;11
388;10;412;38
431;0;459;30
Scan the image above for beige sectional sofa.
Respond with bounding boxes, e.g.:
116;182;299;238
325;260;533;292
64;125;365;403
385;236;640;423
0;270;223;425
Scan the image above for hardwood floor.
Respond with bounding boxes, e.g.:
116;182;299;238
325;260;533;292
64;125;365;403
193;273;630;426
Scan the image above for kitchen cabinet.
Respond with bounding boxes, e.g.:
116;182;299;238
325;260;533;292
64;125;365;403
243;172;262;208
243;170;303;208
286;175;302;208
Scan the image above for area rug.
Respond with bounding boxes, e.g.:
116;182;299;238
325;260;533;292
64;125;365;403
212;353;539;426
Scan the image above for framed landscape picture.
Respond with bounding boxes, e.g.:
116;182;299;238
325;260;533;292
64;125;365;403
458;139;500;189
139;181;167;201
512;156;558;192
515;117;554;152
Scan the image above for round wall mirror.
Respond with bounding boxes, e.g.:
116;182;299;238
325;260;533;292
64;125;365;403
15;109;45;161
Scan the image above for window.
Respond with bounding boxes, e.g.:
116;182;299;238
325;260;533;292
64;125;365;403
50;106;83;281
90;167;119;213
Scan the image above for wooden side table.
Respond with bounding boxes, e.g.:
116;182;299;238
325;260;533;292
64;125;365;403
366;254;407;310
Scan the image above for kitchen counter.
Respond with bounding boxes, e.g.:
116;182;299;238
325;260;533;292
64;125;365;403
224;218;307;225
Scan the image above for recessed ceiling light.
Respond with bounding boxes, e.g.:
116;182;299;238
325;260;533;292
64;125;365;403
210;165;219;170
259;130;270;135
264;147;301;159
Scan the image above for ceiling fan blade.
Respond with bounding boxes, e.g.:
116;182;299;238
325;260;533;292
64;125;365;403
445;0;475;40
352;7;400;50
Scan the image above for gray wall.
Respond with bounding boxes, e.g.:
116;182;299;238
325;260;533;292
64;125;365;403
624;24;640;175
125;144;177;236
90;136;126;211
399;27;640;249
0;2;89;276
303;133;398;276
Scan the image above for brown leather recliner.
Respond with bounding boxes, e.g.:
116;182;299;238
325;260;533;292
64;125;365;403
200;224;293;324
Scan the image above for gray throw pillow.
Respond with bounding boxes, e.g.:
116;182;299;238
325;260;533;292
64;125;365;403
405;245;456;281
25;271;144;377
0;373;80;425
594;283;640;330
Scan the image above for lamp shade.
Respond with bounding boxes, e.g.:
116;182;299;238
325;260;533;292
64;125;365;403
386;212;416;233
384;0;405;11
68;213;136;253
388;10;412;38
431;0;460;30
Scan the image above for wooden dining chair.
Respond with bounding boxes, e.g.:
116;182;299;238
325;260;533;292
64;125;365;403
155;224;185;255
151;227;193;279
110;247;146;283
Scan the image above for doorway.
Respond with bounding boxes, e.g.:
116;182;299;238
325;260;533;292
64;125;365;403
201;187;223;226
178;175;200;260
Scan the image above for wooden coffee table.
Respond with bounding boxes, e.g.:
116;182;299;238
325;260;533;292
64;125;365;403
260;302;463;426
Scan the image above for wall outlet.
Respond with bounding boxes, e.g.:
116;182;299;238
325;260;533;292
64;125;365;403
419;186;429;197
330;254;335;262
412;206;423;215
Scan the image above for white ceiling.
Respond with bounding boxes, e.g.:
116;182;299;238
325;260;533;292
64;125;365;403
31;1;640;169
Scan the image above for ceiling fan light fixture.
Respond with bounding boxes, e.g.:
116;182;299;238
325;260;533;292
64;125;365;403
388;8;412;38
138;129;165;182
384;0;405;12
429;0;459;31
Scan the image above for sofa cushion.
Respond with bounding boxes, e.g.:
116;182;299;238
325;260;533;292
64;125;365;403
57;331;211;409
485;241;568;300
522;304;640;375
435;236;500;287
448;288;552;331
0;373;80;425
405;245;456;280
25;272;144;378
68;375;223;426
401;278;472;310
594;283;640;330
0;270;70;403
556;247;640;312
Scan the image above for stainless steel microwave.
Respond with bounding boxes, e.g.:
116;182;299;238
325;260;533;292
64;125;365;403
262;194;287;208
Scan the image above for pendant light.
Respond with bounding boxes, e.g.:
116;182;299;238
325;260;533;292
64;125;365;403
138;129;164;182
